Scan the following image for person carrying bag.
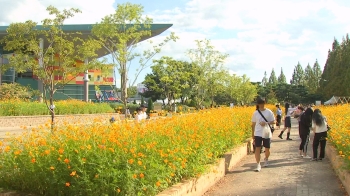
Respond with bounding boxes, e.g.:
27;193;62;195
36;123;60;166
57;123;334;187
251;97;275;172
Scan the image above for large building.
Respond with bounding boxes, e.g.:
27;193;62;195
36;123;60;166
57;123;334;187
0;24;172;101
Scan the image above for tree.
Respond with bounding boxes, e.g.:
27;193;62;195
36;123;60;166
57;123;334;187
143;57;192;109
1;6;102;131
261;71;268;86
92;3;178;117
304;63;314;92
187;39;228;108
320;36;350;98
266;89;278;104
127;86;138;98
268;68;277;86
312;59;322;90
278;67;287;84
227;74;257;105
290;62;305;85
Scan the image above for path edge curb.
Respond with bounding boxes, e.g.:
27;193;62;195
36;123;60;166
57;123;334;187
326;144;350;195
157;139;252;196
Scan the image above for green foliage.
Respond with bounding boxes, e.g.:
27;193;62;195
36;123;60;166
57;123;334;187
140;96;145;105
268;68;277;86
187;39;229;108
290;62;305;85
278;68;287;84
0;83;38;100
319;35;350;98
0;6;103;127
147;99;154;113
143;57;193;106
127;86;138;98
226;74;258;105
109;103;139;114
261;71;268;86
92;2;178;109
0;100;113;116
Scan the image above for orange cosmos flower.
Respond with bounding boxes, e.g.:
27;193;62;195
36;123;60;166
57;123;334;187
50;166;55;170
70;171;76;176
65;182;70;187
64;158;70;164
31;158;36;163
155;181;161;187
140;173;144;178
128;159;134;164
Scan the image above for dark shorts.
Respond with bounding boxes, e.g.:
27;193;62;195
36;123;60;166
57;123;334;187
254;136;271;148
284;116;291;128
276;115;282;126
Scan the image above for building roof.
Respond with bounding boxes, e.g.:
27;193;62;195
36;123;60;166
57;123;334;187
0;24;172;58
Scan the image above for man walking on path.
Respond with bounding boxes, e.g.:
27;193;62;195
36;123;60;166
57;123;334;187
252;97;275;172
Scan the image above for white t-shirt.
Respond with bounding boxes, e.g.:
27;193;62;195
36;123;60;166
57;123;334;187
312;118;328;133
286;108;296;117
141;112;147;120
252;109;275;138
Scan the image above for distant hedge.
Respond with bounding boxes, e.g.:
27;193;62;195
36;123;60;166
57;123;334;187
0;100;114;116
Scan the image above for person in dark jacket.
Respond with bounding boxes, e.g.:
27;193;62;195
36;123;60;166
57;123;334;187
299;108;313;158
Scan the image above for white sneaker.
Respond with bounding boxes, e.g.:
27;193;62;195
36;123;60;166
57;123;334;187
263;158;269;167
255;163;261;172
303;155;311;159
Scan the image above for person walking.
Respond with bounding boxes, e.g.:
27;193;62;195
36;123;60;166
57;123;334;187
275;104;282;130
311;109;328;161
278;103;295;140
299;108;313;158
251;97;275;172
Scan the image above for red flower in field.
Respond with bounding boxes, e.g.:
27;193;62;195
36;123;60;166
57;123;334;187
58;148;64;154
31;158;36;163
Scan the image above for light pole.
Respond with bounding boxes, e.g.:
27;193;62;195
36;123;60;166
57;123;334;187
83;59;89;102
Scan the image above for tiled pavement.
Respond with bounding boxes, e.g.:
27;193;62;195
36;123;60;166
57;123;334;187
205;119;348;196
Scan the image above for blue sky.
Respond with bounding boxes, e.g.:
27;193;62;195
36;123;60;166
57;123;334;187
1;0;350;86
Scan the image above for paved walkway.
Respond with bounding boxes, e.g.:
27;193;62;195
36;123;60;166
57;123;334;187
205;119;348;196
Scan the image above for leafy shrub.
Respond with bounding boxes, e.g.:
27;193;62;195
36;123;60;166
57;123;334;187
0;100;113;116
109;103;139;114
0;83;38;100
0;107;252;195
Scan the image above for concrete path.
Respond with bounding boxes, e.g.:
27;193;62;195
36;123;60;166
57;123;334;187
205;119;348;196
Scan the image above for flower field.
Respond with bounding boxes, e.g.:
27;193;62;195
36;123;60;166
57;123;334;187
319;104;350;169
0;100;114;116
0;107;252;195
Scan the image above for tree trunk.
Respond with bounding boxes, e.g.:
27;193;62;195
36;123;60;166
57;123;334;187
121;64;128;119
49;88;55;133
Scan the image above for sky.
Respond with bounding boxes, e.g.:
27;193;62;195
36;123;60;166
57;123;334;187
1;0;350;86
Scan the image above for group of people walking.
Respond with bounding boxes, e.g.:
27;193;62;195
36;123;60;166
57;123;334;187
252;98;330;172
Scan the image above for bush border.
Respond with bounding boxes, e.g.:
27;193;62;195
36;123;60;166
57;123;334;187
326;144;350;195
157;139;252;196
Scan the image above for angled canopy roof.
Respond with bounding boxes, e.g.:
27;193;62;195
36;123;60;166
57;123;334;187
0;24;172;58
324;96;350;105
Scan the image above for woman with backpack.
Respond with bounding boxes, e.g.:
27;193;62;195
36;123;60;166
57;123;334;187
299;108;313;158
311;109;329;161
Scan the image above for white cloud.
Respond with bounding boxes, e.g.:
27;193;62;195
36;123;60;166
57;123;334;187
0;0;115;25
2;0;350;84
145;0;350;82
